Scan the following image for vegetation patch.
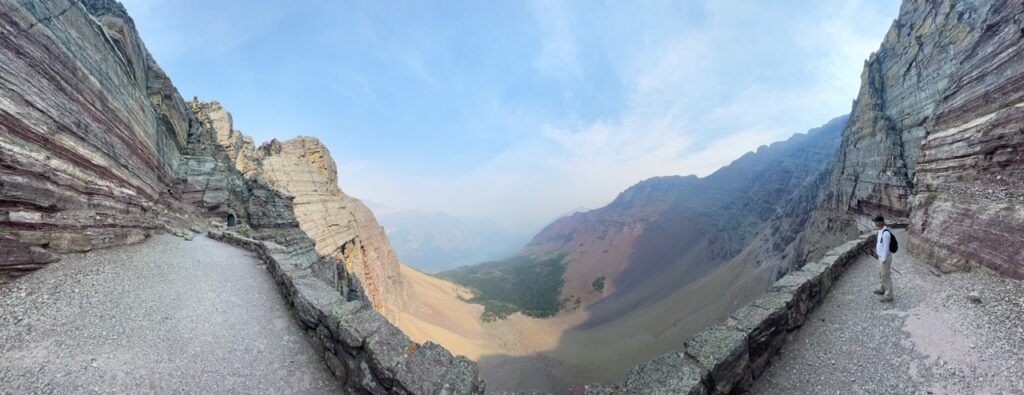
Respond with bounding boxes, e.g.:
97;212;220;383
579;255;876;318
592;275;606;293
439;254;568;322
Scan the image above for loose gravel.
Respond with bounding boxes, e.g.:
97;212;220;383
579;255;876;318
0;234;341;394
751;230;1024;394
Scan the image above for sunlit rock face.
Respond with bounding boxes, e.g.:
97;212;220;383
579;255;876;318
814;0;1024;278
255;137;408;322
188;101;408;322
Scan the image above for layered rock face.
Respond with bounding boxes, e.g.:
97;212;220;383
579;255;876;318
0;0;195;276
816;0;1024;278
188;102;407;322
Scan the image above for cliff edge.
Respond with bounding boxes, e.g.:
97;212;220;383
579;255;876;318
189;101;408;322
810;0;1024;277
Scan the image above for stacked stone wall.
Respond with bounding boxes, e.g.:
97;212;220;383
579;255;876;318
585;234;875;395
209;230;485;395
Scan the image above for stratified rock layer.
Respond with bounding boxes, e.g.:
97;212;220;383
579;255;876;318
816;0;1024;278
0;0;195;274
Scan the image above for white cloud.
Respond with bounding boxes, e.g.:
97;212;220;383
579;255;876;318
340;1;899;232
126;1;898;234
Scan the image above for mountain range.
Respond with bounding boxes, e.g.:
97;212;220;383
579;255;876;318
2;0;1022;393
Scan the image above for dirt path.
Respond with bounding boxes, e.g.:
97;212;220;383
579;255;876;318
751;230;1024;394
0;234;341;393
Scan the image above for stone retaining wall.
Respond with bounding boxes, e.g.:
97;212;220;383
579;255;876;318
209;230;485;395
586;234;876;395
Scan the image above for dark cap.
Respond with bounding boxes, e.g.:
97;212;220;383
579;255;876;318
873;214;885;223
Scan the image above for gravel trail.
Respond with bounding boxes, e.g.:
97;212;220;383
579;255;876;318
751;230;1024;394
0;234;341;394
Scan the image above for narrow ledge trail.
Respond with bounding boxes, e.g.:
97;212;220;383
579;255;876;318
751;230;1024;394
0;234;341;393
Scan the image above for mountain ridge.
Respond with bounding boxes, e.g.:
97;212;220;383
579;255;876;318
442;115;848;332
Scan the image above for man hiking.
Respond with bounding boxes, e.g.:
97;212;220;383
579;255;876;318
870;214;895;302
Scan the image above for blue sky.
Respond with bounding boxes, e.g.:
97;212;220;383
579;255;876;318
121;0;900;232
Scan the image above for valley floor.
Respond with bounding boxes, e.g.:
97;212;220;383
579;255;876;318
752;230;1024;394
398;244;777;393
0;234;341;393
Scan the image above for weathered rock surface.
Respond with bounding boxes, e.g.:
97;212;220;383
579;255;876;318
187;100;408;322
0;0;199;276
810;0;1024;278
624;351;707;395
188;101;260;177
256;137;408;322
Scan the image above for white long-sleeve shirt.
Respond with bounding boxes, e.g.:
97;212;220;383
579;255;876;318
876;226;892;261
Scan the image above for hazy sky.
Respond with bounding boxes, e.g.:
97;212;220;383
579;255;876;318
121;0;900;231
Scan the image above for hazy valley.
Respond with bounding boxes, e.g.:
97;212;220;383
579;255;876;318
2;0;1023;394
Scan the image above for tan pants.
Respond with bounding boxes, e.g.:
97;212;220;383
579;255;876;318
879;255;893;298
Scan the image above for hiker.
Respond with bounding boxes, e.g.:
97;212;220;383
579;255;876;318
870;214;895;302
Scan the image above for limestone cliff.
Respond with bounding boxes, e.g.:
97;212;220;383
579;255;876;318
257;137;408;322
810;0;1024;278
188;101;408;322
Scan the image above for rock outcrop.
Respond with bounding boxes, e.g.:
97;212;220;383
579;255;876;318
256;137;408;322
188;101;408;322
0;0;197;277
810;0;1024;278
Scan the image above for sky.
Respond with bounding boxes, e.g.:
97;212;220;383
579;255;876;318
120;0;901;232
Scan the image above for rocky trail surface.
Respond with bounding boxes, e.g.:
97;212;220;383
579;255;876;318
751;230;1024;394
0;234;341;393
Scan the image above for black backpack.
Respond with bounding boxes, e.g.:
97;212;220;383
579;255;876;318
882;229;899;253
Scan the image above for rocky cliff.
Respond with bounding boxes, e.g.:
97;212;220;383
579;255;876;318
0;1;478;392
188;101;408;322
0;0;321;276
0;0;196;275
257;137;408;321
810;0;1024;278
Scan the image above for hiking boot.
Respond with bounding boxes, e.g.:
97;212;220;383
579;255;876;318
873;288;885;295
